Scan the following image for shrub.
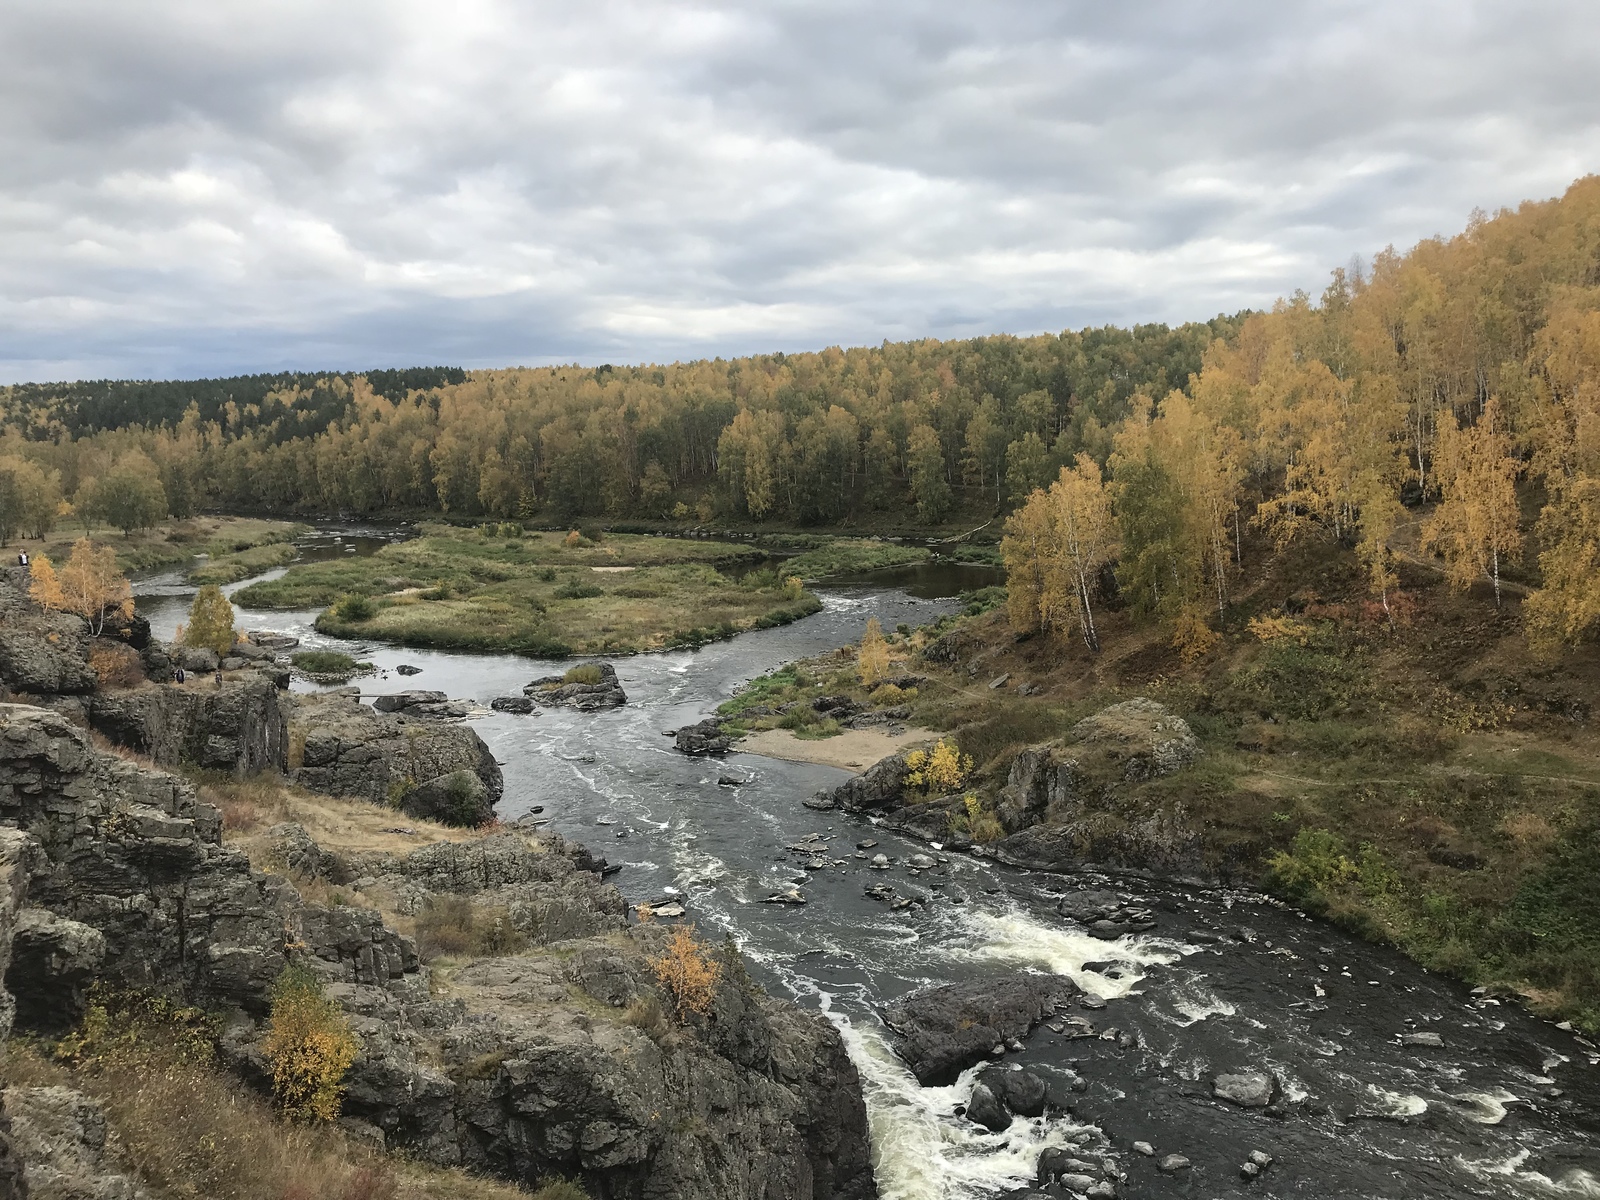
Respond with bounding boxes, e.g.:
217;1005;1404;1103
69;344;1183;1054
578;522;606;543
564;529;583;548
554;581;604;600
290;650;369;678
563;664;604;684
905;739;971;795
538;566;558;581
650;926;723;1023
262;966;359;1123
947;792;1004;842
89;641;145;688
331;593;375;622
782;574;804;601
413;895;476;960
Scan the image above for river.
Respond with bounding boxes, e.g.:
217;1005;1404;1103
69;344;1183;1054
136;527;1600;1200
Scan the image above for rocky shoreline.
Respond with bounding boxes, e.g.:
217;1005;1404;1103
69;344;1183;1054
0;571;877;1199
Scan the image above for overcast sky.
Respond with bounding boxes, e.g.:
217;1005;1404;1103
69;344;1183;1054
2;1;1597;383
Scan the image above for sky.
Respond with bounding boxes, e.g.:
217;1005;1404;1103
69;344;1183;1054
3;1;1599;384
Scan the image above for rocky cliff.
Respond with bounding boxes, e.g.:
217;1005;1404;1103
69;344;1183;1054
0;704;875;1199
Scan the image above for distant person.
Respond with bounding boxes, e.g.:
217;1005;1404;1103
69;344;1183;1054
174;665;186;685
214;667;223;688
16;550;27;568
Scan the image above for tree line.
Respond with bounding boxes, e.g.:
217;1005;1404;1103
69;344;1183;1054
6;176;1600;651
1003;175;1600;656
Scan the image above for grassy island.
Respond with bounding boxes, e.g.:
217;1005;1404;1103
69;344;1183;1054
232;525;822;656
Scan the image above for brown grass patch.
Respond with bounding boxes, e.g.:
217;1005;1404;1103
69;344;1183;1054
0;1036;538;1200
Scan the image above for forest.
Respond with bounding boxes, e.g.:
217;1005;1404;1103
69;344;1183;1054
6;175;1600;655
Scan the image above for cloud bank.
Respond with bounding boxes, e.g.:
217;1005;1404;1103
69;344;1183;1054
2;0;1598;381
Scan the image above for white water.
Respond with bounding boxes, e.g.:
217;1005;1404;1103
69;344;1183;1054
828;1005;1098;1200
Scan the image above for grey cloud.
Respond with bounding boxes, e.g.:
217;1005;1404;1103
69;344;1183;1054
1;0;1598;382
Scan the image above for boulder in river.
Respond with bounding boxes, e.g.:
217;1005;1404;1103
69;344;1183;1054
524;663;627;711
675;718;733;755
490;695;537;714
883;973;1079;1084
963;1081;1011;1132
977;1064;1048;1117
373;689;448;713
805;750;913;812
1213;1069;1276;1108
395;663;422;675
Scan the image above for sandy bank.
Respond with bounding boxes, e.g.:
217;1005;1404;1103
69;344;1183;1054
735;725;933;772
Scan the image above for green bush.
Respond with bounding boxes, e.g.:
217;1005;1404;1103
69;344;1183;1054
290;650;367;676
563;664;604;684
554;581;604;600
331;593;375;622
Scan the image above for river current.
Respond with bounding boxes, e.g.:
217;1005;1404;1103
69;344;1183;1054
136;527;1600;1200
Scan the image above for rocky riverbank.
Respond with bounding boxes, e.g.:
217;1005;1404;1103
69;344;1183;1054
0;704;877;1199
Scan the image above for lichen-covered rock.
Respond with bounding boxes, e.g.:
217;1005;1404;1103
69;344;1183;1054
289;694;502;821
0;615;95;697
1070;698;1199;781
3;1086;149;1200
674;718;732;756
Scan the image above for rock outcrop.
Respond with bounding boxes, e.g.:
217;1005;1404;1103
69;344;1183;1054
881;974;1079;1085
805;752;913;813
3;1086;148;1199
524;663;627;711
288;693;502;824
0;703;877;1200
84;676;289;775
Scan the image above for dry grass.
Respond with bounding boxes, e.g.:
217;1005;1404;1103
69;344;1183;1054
0;1038;543;1200
200;775;490;859
88;641;146;689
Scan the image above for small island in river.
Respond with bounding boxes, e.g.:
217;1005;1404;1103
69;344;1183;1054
230;524;923;656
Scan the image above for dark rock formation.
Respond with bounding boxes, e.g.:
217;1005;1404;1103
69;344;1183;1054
0;703;877;1200
373;690;448;713
489;696;536;714
0;612;95;697
963;1081;1010;1132
6;910;106;1034
976;1064;1047;1118
674;718;732;755
289;693;502;823
523;663;627;711
85;676;289;775
882;974;1079;1085
805;752;912;813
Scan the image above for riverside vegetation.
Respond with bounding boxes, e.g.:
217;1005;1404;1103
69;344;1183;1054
232;523;830;656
